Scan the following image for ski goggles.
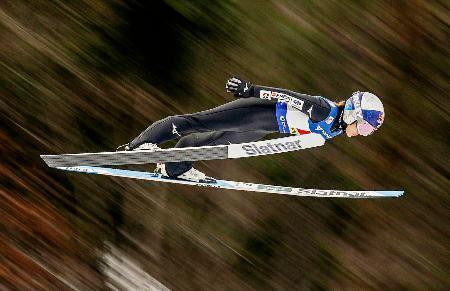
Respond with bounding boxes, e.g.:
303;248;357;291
356;119;376;136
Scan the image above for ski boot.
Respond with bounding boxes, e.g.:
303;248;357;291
154;163;216;183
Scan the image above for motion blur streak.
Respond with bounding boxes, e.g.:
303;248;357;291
1;0;448;290
102;242;169;290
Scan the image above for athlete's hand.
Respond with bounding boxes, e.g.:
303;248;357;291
225;76;253;98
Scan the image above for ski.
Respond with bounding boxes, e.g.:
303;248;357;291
56;166;404;198
41;134;325;168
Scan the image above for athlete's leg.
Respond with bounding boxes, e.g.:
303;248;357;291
165;130;268;177
128;98;278;149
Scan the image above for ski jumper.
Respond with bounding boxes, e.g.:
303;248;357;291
129;85;345;176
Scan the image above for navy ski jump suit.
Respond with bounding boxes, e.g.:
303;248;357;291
129;85;346;177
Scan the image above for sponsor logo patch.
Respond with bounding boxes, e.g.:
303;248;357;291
307;105;313;118
242;139;303;156
290;128;311;135
290;98;304;110
260;90;304;110
172;123;181;136
279;115;287;130
260;90;271;99
325;116;334;124
316;125;332;139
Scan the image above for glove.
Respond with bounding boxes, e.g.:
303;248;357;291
225;76;253;98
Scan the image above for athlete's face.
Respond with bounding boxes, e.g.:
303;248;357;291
345;122;359;137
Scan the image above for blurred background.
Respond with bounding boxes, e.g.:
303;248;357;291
1;0;449;289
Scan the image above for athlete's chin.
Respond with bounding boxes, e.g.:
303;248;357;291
345;130;358;137
345;123;359;137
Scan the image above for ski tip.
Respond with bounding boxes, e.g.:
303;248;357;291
376;190;405;197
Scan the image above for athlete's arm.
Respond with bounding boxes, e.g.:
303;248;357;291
225;76;331;122
251;85;331;122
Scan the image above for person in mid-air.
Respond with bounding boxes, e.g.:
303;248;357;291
118;76;385;182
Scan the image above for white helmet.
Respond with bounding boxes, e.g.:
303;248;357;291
343;92;385;136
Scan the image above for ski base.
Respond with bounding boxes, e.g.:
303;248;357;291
40;135;326;168
57;166;404;198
